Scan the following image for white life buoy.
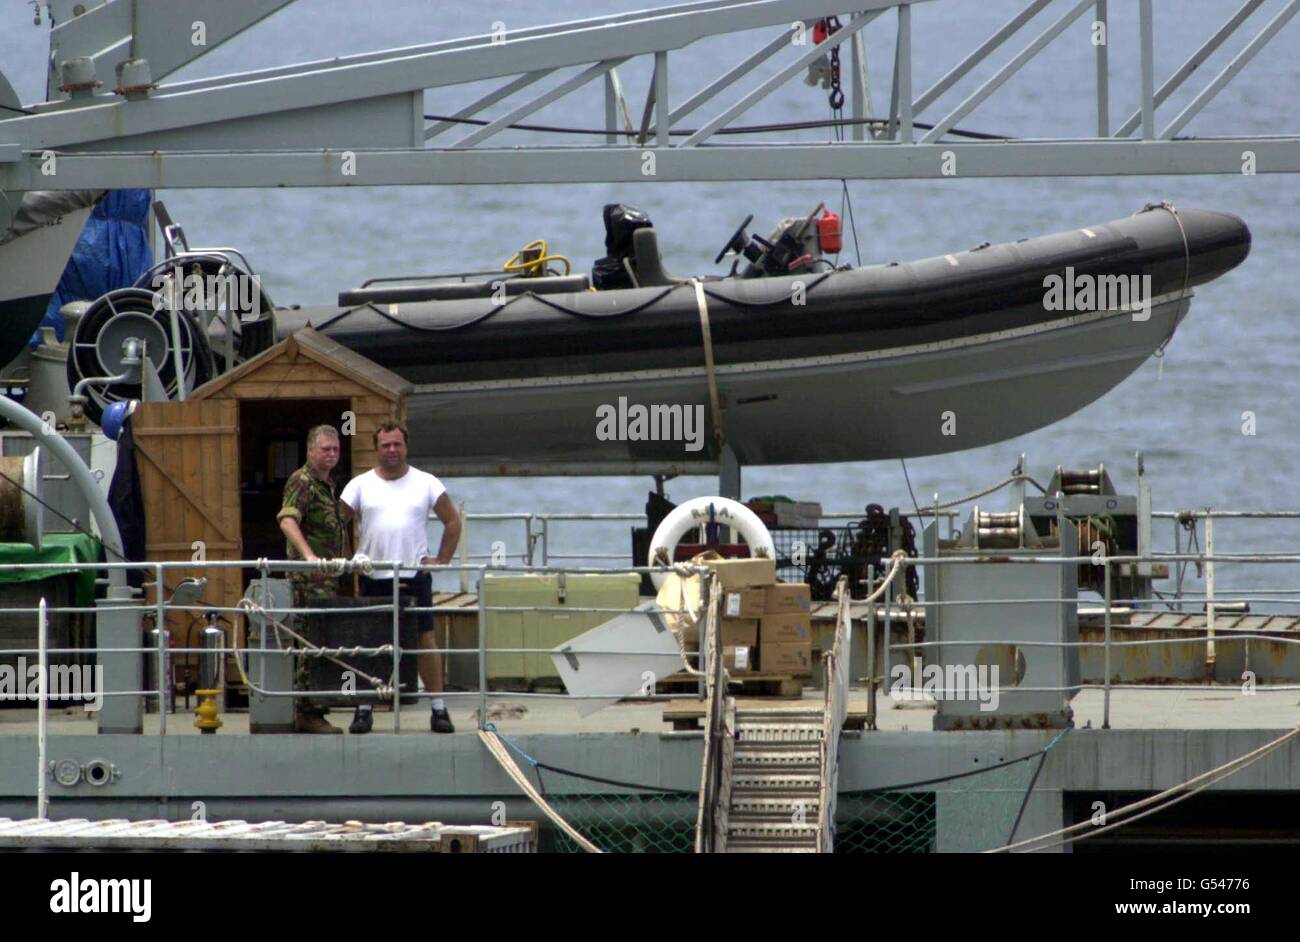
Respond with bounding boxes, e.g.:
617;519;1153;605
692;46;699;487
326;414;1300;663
647;496;776;589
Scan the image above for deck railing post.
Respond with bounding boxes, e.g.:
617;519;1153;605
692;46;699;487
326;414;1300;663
156;562;167;735
477;569;488;730
1103;559;1112;729
866;563;877;730
1205;511;1216;683
36;597;47;820
393;562;402;733
458;502;469;594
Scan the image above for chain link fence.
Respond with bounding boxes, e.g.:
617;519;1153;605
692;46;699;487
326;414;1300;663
542;782;937;852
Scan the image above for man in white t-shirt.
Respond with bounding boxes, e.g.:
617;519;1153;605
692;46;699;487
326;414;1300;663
340;420;462;733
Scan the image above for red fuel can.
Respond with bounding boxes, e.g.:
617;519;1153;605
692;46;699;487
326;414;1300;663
817;210;842;255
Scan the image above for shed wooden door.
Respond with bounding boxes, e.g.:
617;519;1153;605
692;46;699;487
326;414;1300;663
132;400;242;648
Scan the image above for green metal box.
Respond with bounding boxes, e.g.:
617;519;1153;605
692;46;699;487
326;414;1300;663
481;573;641;689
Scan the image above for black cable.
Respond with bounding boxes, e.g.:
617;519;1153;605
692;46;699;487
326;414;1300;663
0;466;128;563
315;283;682;335
701;269;837;307
532;731;1067;797
899;457;924;522
1007;751;1051;844
316;267;842;337
861;745;1048;794
526;285;677;318
423;112;1011;141
0;103;35;116
840;179;863;267
535;762;697;795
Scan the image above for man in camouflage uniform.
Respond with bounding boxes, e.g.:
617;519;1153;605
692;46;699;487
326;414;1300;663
277;425;347;733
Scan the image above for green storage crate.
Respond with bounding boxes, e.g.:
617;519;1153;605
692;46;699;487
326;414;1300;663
481;573;641;689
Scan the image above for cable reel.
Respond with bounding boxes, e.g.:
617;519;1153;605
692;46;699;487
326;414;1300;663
134;253;278;371
66;286;213;426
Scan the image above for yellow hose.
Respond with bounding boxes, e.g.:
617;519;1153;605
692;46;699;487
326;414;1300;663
503;239;571;276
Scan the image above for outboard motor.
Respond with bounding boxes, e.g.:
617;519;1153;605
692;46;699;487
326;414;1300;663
592;204;653;290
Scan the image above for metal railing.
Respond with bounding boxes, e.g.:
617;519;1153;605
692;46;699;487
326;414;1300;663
4;513;1300;739
0;557;716;736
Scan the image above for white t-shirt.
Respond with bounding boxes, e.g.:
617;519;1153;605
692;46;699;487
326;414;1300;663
340;467;447;579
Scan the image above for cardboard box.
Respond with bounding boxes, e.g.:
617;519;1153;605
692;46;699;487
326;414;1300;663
722;645;755;674
759;640;813;675
760;612;812;644
704;556;776;590
764;583;811;615
724;587;766;618
720;617;759;647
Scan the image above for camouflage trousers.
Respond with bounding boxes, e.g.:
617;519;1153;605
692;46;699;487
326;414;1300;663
291;573;341;717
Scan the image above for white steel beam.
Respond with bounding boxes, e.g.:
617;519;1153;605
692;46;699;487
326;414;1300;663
1094;0;1109;138
920;0;1094;144
667;30;792;127
4;0;922;153
451;61;626;148
1159;0;1300;140
2;138;1298;190
896;4;912;143
46;0;297;92
679;9;881;146
911;0;1053;119
425;70;554;141
1139;0;1155;139
1114;0;1264;138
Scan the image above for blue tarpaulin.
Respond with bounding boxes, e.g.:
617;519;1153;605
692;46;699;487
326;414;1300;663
31;189;152;346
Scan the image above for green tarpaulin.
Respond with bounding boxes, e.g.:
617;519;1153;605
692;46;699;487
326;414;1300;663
0;533;101;605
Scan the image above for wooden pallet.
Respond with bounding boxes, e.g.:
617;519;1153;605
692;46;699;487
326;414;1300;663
728;673;807;698
656;671;806;697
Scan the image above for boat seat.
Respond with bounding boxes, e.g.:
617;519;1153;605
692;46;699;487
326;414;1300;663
632;227;689;287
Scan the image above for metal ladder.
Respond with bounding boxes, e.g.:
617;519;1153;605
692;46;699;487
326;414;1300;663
696;578;851;853
726;708;825;852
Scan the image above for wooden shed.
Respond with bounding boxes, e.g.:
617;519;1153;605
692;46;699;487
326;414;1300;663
131;328;411;689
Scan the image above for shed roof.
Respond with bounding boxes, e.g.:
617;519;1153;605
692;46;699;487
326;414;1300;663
190;327;412;401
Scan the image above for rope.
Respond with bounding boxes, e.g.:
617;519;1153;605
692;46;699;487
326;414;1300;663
987;724;1300;853
930;474;1049;511
691;278;725;451
235;596;392;694
479;728;603;853
316;553;374;576
1141;201;1192;370
853;550;908;606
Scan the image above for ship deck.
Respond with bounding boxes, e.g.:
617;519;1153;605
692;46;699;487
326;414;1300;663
3;685;1298;736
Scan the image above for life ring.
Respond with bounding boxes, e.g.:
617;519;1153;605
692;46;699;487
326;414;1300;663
648;496;776;589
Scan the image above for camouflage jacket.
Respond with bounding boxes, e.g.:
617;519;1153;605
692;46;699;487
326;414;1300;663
277;464;347;594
